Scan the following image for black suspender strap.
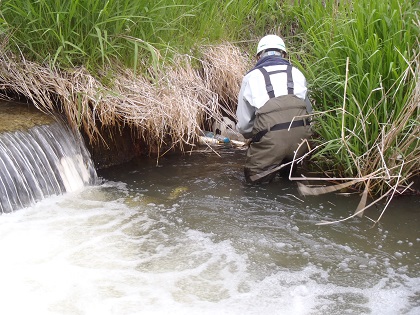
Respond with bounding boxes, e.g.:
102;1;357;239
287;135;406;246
286;65;294;95
259;67;275;99
258;66;294;99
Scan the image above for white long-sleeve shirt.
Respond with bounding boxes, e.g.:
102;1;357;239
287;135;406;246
236;60;308;138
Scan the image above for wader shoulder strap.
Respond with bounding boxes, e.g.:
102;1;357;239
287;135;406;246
258;65;294;99
259;67;275;99
286;65;294;95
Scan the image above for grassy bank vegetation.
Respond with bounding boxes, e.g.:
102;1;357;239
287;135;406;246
0;0;296;149
0;0;292;71
0;0;419;220
291;0;419;222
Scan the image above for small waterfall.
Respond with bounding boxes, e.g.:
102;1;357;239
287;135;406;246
0;120;97;213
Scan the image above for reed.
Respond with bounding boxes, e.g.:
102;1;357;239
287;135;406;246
0;43;248;156
290;0;419;195
0;0;290;72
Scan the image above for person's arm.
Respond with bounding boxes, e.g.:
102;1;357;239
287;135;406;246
236;80;255;139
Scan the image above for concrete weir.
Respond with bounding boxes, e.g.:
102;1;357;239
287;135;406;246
0;100;97;213
0;100;56;133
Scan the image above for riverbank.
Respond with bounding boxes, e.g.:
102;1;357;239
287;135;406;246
0;0;418;205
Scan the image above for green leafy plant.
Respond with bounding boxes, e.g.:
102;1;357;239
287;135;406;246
291;0;419;190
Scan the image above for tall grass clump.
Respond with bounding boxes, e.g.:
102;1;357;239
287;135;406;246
288;0;420;223
291;0;419;197
0;0;292;73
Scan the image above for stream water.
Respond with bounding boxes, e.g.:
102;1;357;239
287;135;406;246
0;146;418;315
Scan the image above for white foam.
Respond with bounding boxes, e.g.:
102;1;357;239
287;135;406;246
0;183;418;315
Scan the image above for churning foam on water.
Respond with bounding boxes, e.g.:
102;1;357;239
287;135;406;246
0;182;418;315
58;154;92;192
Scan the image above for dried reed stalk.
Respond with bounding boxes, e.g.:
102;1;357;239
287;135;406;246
0;43;249;156
200;43;251;117
294;52;419;224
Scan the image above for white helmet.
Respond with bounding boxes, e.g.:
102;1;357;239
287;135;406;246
256;35;286;56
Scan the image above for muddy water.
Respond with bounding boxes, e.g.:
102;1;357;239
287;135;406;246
0;146;418;315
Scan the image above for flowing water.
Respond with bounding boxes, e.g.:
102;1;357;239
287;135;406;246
0;145;419;315
0;120;97;212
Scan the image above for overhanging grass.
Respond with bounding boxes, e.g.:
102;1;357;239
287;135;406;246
0;43;249;156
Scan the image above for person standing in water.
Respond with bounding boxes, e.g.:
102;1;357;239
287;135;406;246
236;35;313;183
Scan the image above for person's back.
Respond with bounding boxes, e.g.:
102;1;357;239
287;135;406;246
236;35;313;183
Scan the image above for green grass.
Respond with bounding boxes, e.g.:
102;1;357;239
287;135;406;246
291;0;419;185
0;0;294;73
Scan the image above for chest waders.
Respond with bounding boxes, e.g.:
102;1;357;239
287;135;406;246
244;66;312;183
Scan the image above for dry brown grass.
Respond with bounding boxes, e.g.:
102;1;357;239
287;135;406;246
0;43;250;156
199;43;250;117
